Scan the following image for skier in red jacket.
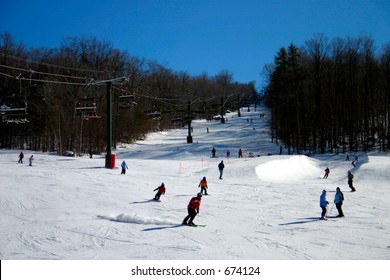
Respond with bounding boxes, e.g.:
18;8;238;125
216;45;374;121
182;193;202;226
153;183;166;201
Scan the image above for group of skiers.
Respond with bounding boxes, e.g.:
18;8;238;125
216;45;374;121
319;187;345;220
319;166;357;219
17;151;34;166
150;177;208;227
211;147;243;159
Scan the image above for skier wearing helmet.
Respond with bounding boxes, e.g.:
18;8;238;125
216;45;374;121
198;177;208;195
182;193;202;226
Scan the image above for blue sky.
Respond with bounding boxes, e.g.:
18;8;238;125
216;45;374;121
1;0;389;87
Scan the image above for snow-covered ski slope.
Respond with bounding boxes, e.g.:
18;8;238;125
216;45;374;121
1;105;389;260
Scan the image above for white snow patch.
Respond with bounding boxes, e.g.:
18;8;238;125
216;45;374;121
255;155;322;182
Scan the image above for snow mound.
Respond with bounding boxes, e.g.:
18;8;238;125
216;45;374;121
255;155;321;182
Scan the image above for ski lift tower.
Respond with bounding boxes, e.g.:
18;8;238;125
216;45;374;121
88;77;128;168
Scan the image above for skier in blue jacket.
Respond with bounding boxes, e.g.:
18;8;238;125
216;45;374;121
334;187;344;217
121;160;128;174
319;190;329;220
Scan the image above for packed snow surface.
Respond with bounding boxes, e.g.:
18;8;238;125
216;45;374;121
1;106;389;260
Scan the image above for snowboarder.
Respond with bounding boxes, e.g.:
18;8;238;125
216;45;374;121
218;160;225;179
182;193;202;226
347;171;356;192
198;177;208;195
29;155;34;166
153;183;166;201
320;190;329;220
334;187;344;217
121;160;128;174
18;151;24;164
323;167;330;179
211;147;216;158
238;148;243;158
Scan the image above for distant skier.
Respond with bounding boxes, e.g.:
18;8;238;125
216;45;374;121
347;171;356;192
279;146;283;155
153;183;166;201
198;177;208;195
323;167;330;179
211;147;216;158
351;154;358;167
182;193;202;226
29;155;34;166
18;151;24;164
238;148;243;158
334;187;344;217
345;154;350;161
121;160;128;174
319;190;329;220
226;150;230;159
218;160;225;179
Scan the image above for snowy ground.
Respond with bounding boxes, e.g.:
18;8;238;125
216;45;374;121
1;106;389;260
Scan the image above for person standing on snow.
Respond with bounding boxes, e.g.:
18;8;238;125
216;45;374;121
29;155;34;166
238;148;243;158
153;183;166;201
334;187;344;217
121;160;128;174
347;171;356;192
218;160;225;179
198;177;208;195
211;147;216;158
18;151;24;164
323;167;330;179
320;190;329;220
182;193;202;226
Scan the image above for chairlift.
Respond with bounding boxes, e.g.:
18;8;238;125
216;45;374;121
75;97;101;120
118;94;136;108
146;111;161;119
0;94;28;123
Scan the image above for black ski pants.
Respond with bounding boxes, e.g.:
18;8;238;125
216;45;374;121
336;203;344;217
321;206;327;218
183;207;197;224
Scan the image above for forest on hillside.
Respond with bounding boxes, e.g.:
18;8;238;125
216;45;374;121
0;33;258;155
264;34;390;154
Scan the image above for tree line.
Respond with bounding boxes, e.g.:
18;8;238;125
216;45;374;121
0;32;258;155
263;34;390;154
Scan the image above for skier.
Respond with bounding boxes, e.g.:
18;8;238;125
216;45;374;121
347;171;356;192
323;167;330;179
334;187;344;217
238;148;243;158
18;151;24;164
121;160;128;174
211;147;216;158
182;193;202;226
29;155;34;166
319;190;329;220
153;183;166;201
226;150;230;159
218;160;225;179
198;177;208;195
